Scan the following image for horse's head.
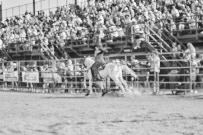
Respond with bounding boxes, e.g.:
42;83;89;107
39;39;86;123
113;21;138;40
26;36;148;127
84;57;95;69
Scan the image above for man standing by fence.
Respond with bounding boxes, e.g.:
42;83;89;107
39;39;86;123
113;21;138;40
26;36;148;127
149;51;160;95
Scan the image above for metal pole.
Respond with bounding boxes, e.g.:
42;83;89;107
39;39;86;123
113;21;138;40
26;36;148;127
40;0;42;10
17;61;20;91
6;9;7;19
19;6;20;16
189;60;192;94
195;15;198;40
0;1;2;21
48;0;50;12
12;7;14;17
66;0;67;7
26;4;27;12
33;0;35;15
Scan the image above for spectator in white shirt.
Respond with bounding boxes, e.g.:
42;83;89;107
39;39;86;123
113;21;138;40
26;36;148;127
184;42;196;61
171;5;180;18
20;29;26;42
149;51;160;94
0;39;3;50
171;42;178;58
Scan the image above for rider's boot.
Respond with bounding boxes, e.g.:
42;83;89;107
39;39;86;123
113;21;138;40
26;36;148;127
85;90;91;96
101;89;107;97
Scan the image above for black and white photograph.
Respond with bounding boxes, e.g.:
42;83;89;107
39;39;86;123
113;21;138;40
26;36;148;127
0;0;203;134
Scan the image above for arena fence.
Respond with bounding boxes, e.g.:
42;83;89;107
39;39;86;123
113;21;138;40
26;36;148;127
0;52;202;95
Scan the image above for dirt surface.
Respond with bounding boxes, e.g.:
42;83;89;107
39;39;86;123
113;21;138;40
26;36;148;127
0;91;203;135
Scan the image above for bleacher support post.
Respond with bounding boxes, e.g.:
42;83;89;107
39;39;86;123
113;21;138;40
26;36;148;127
0;2;2;21
195;16;198;40
33;0;35;15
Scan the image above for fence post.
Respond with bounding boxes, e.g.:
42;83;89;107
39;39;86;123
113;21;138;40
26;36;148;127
12;7;14;18
66;0;67;7
26;4;28;12
189;60;192;93
19;6;20;16
17;61;20;91
33;0;35;15
195;15;198;40
40;0;42;11
48;0;50;12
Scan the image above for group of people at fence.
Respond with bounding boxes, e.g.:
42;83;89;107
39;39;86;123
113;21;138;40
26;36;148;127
0;59;85;92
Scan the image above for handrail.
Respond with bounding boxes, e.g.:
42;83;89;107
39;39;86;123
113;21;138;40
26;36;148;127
0;48;12;60
145;24;171;51
147;21;185;50
163;28;186;50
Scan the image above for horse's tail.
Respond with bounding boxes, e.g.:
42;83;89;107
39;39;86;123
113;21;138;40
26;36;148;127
121;65;138;80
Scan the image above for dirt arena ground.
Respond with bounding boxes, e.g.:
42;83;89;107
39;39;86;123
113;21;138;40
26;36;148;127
0;91;203;135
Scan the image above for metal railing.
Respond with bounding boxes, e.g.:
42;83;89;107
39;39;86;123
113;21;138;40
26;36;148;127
0;52;202;95
1;0;88;20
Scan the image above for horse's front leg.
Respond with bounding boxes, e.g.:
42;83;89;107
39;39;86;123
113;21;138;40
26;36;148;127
119;77;131;93
111;76;126;94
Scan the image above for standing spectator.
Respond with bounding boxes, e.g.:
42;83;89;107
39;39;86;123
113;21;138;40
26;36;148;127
149;51;160;95
184;42;196;62
197;55;203;90
190;59;198;93
177;44;184;58
0;38;3;50
171;42;178;58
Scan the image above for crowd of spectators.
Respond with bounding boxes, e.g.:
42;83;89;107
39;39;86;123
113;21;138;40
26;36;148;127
0;0;203;55
0;0;202;75
0;59;85;92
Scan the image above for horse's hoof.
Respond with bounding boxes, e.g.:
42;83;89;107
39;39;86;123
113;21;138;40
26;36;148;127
85;90;90;96
101;89;107;97
101;92;106;97
85;93;90;96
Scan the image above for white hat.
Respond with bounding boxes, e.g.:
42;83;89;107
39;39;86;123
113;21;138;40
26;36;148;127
67;59;72;64
13;63;17;67
132;18;137;23
132;59;139;63
115;59;120;63
124;7;128;11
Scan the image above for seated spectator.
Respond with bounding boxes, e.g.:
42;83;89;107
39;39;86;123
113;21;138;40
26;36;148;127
50;45;55;56
178;18;185;31
0;38;3;50
171;5;180;19
170;20;177;32
108;25;117;42
75;62;82;76
131;19;145;49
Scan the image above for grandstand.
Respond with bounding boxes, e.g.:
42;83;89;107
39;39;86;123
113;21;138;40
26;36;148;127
0;0;203;94
0;0;203;59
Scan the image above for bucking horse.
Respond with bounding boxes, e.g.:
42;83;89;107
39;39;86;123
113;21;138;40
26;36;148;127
83;57;139;96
